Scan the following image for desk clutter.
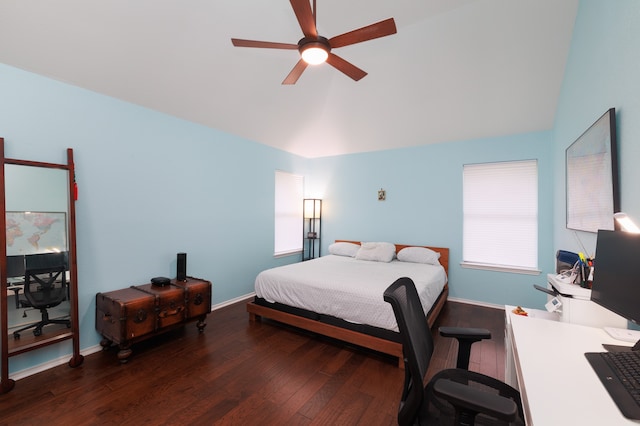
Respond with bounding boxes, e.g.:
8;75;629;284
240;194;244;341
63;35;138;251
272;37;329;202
511;306;528;316
96;277;212;363
556;249;594;288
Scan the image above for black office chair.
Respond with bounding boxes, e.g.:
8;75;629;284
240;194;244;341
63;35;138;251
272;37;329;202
13;253;71;338
384;277;524;426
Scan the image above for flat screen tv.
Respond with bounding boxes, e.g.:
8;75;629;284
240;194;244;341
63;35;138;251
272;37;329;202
566;108;620;233
591;230;640;326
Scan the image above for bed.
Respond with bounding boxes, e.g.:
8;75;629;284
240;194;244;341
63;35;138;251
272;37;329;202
247;241;449;367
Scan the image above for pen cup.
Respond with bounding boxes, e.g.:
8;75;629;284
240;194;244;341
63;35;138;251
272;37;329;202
579;263;588;288
586;265;594;289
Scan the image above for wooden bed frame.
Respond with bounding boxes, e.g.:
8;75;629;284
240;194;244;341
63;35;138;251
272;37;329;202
246;241;449;368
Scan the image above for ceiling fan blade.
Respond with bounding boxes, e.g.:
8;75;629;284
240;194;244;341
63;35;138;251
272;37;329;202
290;0;317;38
326;53;367;81
282;59;309;85
329;18;397;49
231;38;298;50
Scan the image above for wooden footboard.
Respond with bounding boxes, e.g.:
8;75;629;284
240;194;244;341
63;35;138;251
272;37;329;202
247;301;404;366
249;242;450;368
427;283;448;329
247;283;448;368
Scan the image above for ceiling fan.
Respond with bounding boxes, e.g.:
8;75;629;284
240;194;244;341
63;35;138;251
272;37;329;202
231;0;397;84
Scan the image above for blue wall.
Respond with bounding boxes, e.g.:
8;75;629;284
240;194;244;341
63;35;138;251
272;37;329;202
0;63;307;372
311;132;554;309
553;0;640;256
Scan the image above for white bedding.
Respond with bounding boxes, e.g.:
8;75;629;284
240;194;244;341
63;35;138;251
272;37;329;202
254;255;447;332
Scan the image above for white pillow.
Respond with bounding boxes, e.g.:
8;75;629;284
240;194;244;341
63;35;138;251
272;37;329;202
355;242;396;263
328;242;360;257
397;246;441;265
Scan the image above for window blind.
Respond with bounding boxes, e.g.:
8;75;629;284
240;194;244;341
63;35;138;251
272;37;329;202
463;160;538;270
274;170;303;256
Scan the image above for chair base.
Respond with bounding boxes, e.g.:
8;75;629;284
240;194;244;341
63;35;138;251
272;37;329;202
13;309;71;338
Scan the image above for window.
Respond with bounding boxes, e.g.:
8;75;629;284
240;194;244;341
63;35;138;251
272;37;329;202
462;160;538;273
274;171;303;256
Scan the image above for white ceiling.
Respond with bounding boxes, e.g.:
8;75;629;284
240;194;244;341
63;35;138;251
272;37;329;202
0;0;578;158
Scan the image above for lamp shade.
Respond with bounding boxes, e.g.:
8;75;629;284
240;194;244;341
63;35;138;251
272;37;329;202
301;45;328;65
614;212;640;233
299;37;330;65
304;199;322;219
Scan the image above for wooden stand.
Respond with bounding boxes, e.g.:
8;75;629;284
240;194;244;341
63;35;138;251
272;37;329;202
247;284;448;369
96;277;211;363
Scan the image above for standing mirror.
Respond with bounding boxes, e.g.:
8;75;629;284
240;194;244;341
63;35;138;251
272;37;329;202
0;139;82;393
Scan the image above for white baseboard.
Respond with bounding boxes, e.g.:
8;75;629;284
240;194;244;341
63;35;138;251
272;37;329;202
447;296;504;311
211;292;254;310
10;344;103;381
10;292;258;381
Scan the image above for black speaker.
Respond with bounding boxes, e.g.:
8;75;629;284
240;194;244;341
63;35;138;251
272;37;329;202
177;252;187;281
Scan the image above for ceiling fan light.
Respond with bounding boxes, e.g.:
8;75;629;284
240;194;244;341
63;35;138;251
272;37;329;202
301;45;328;65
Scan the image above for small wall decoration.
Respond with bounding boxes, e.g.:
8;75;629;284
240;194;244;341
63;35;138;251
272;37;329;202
378;189;386;201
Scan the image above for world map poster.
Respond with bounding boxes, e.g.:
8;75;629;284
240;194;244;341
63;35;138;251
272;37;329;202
6;211;67;255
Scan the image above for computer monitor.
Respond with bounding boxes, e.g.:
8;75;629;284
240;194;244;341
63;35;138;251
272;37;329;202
591;230;640;328
25;252;67;271
6;255;25;278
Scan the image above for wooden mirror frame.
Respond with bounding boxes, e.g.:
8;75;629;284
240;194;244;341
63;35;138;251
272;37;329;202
0;138;83;393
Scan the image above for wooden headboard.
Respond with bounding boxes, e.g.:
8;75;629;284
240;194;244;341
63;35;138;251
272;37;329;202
334;240;450;275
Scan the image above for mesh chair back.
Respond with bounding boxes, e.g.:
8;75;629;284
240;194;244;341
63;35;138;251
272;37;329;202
385;277;525;426
24;252;67;309
23;271;66;308
384;277;434;425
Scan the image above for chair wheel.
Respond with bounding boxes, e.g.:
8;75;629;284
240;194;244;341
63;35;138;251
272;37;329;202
13;332;20;339
33;329;42;337
67;323;72;328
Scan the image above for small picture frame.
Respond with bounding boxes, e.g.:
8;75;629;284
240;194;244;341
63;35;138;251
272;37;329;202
378;189;386;201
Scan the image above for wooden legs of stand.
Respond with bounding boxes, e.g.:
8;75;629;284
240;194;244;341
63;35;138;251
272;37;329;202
0;349;82;395
100;319;208;364
0;352;83;395
196;315;207;333
68;354;84;368
100;338;133;364
0;378;15;394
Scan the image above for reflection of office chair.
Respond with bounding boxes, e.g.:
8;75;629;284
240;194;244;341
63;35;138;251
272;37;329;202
384;277;524;426
6;255;26;309
13;253;71;338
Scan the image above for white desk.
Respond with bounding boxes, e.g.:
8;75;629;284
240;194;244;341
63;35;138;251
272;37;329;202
546;274;627;328
505;308;639;425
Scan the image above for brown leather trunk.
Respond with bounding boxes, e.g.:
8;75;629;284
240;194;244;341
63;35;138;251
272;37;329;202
172;277;212;320
132;283;186;329
95;287;156;345
95;278;211;363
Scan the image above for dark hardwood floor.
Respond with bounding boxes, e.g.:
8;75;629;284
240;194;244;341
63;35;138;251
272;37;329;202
0;299;506;425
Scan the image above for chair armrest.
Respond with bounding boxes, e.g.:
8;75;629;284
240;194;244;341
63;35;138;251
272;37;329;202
439;327;491;369
438;327;491;340
432;378;518;423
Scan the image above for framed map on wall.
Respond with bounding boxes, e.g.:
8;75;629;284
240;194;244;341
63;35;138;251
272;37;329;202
5;211;67;255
